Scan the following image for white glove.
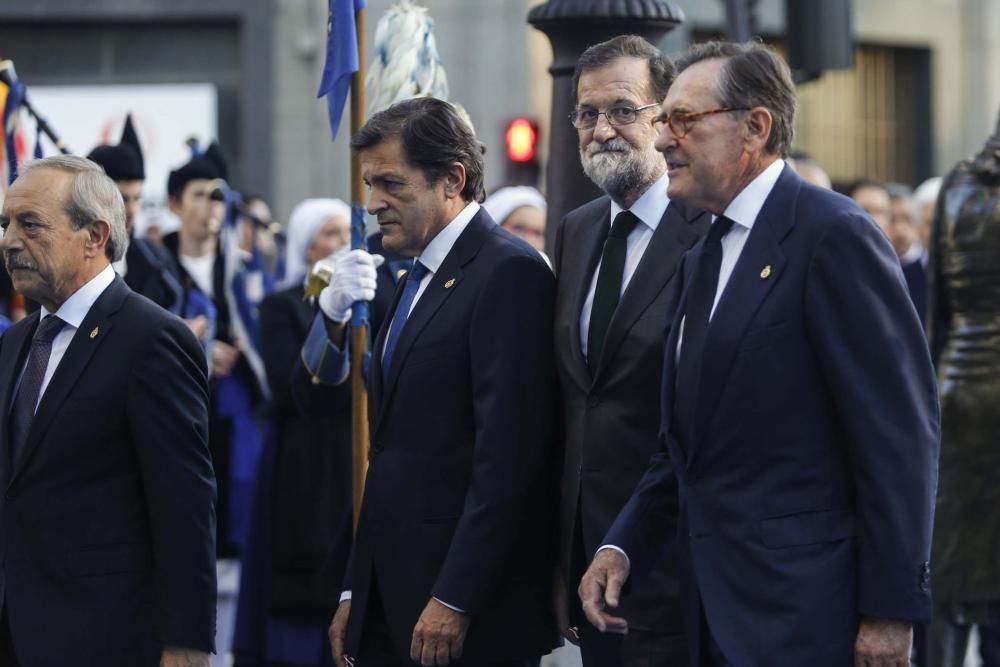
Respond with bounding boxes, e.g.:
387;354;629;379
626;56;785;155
318;249;385;323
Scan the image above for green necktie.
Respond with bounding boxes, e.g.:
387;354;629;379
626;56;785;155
588;210;640;371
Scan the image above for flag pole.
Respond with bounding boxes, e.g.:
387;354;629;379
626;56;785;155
348;4;368;533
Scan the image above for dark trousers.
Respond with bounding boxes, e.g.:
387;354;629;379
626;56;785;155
0;606;19;667
579;622;686;667
357;582;536;667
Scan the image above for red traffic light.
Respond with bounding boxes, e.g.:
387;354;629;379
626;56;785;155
505;118;537;163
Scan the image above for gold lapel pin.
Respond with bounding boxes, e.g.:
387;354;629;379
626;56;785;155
760;265;772;280
89;326;99;339
444;278;456;289
396;268;408;281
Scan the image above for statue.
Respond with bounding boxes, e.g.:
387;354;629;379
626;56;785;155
927;107;1000;665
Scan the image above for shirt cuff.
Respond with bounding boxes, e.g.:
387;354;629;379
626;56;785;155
340;591;352;603
597;544;631;574
434;597;466;614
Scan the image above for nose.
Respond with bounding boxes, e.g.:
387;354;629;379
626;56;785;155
0;226;19;251
592;113;618;143
653;123;677;153
366;192;387;217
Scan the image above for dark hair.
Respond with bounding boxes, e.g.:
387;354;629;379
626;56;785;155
848;178;890;199
675;41;796;158
573;35;675;104
350;97;486;203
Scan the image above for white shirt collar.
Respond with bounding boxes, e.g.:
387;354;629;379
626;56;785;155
718;158;786;230
417;201;480;274
609;172;670;232
900;243;925;265
40;263;116;328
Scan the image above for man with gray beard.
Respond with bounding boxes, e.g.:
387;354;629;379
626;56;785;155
551;35;710;667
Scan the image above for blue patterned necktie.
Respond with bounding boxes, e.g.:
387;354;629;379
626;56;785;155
673;216;735;451
9;314;67;467
381;260;430;382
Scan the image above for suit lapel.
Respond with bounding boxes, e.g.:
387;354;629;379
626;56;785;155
9;278;128;485
0;317;37;486
592;201;706;383
687;166;800;462
374;212;492;431
562;201;610;391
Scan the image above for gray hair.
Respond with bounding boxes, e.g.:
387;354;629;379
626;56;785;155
20;155;128;262
675;41;797;158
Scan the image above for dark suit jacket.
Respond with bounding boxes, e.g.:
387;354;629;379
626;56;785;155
901;256;928;327
552;195;708;632
0;277;217;665
339;211;560;662
606;165;940;666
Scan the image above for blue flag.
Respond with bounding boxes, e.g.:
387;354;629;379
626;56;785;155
3;75;26;184
317;0;365;140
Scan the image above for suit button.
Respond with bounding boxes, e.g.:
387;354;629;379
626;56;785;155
588;396;600;407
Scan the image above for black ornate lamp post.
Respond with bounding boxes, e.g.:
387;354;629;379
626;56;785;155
528;0;684;249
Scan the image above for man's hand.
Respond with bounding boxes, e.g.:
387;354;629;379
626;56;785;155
160;647;210;667
854;616;912;667
211;340;240;377
578;548;629;635
552;567;579;645
318;250;386;323
184;315;209;340
328;600;351;667
410;598;471;666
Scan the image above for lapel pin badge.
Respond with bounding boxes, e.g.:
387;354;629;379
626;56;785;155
760;265;772;280
89;326;99;339
444;278;456;289
396;268;408;281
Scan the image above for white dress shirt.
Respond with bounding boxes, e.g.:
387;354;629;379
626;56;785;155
580;173;670;358
19;264;116;410
604;158;786;569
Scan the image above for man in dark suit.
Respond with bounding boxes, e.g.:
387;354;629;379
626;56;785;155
0;155;216;665
552;35;708;667
580;42;939;666
300;97;559;667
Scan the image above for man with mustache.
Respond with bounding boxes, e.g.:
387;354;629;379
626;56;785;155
300;97;560;666
551;35;709;667
0;156;216;665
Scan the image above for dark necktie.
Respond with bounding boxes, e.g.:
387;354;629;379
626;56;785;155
673;216;736;450
9;314;67;468
588;210;641;371
382;260;430;382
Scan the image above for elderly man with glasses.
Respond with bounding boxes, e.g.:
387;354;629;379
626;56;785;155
551;34;710;667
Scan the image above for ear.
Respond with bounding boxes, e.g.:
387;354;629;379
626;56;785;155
441;162;467;200
85;219;112;259
743;107;773;153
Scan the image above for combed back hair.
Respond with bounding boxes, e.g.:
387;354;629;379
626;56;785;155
20;155;129;262
351;97;486;203
573;35;675;104
675;41;797;158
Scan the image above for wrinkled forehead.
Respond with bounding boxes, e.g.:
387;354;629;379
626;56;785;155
3;167;72;213
663;58;727;112
577;57;653;105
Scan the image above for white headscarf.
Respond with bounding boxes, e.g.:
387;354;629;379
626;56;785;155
284;198;351;288
482;186;546;225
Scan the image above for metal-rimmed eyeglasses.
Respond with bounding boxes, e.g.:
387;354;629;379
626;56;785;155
654;107;751;138
569;103;660;130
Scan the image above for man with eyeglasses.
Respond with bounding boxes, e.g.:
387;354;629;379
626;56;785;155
551;34;709;667
580;41;939;667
